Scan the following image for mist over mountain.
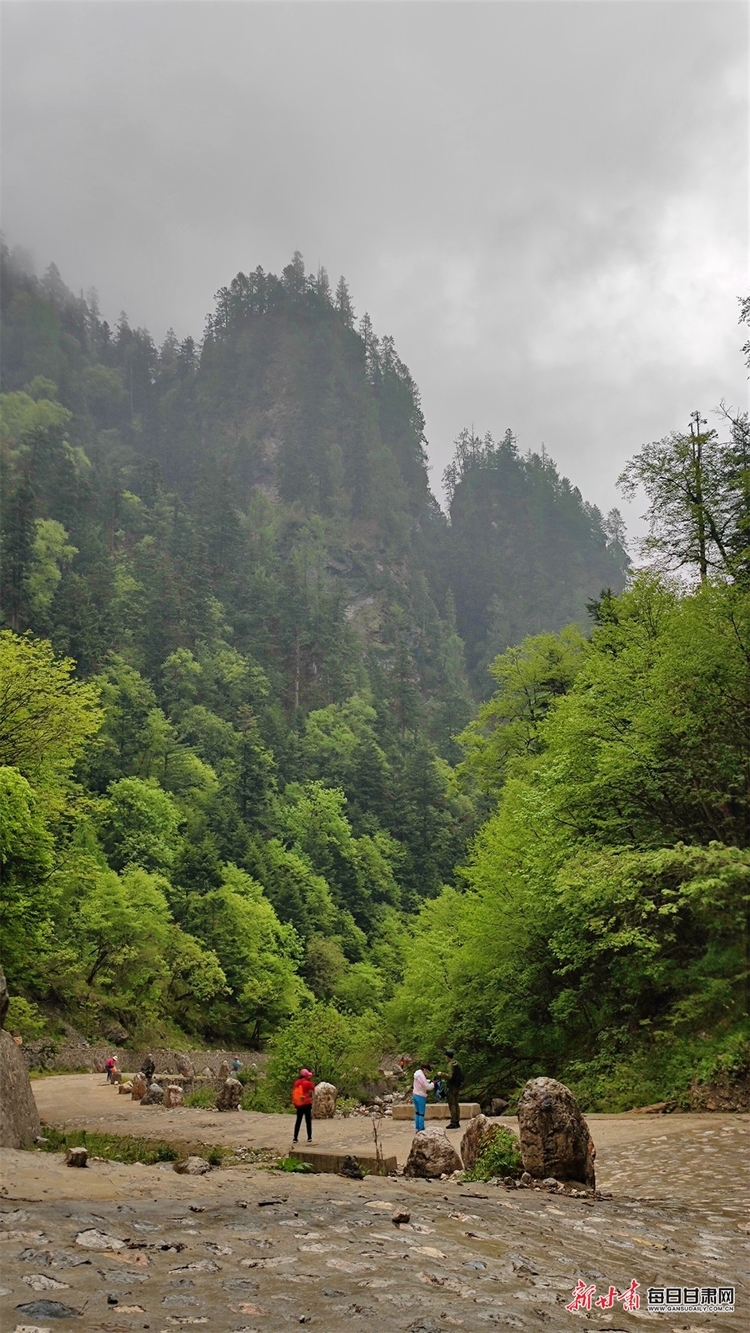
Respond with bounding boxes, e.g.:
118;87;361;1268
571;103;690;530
1;243;628;705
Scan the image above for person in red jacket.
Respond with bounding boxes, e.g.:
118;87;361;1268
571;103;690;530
291;1067;315;1143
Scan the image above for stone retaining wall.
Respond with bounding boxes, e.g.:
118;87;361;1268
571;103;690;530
22;1042;267;1075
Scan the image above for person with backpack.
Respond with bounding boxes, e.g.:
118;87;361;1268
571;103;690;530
291;1067;315;1144
443;1048;464;1128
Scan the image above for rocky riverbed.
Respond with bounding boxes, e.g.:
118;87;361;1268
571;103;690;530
0;1077;747;1332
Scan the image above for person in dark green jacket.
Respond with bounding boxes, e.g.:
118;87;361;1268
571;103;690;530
443;1048;464;1128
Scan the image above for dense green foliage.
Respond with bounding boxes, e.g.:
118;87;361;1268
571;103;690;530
464;1127;522;1182
391;577;750;1107
445;429;627;690
1;242;745;1109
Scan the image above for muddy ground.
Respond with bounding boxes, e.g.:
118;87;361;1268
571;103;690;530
0;1076;747;1333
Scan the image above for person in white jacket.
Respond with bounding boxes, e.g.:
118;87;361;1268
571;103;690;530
412;1062;434;1131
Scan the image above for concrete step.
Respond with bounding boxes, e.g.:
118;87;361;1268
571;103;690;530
289;1147;397;1176
392;1102;480;1121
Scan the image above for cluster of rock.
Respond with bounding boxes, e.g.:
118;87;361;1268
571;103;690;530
403;1077;596;1192
126;1068;243;1112
344;1090;409;1117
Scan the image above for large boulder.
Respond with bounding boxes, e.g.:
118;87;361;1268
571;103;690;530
0;965;9;1028
312;1081;337;1119
175;1053;195;1078
215;1077;242;1111
460;1113;507;1173
404;1128;463;1179
131;1072;147;1100
517;1077;596;1187
140;1081;164;1106
218;1059;231;1079
0;1028;42;1147
164;1083;184;1108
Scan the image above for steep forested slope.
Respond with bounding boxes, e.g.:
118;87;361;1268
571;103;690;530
0;243;628;1056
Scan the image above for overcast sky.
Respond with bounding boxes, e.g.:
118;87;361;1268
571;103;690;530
2;1;748;532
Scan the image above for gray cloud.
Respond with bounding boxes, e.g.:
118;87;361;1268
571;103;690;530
2;0;747;530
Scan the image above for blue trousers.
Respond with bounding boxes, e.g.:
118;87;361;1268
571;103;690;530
413;1094;426;1131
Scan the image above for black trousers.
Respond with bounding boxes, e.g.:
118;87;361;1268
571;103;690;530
293;1104;312;1141
447;1086;461;1126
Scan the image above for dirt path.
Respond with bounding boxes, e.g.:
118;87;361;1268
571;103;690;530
1;1076;745;1332
30;1074;750;1201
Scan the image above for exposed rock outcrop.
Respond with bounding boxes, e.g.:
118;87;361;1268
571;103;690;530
0;1028;42;1148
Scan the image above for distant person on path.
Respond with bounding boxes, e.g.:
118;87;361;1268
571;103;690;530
412;1062;434;1132
105;1056;118;1083
231;1055;242;1074
443;1048;464;1128
291;1068;315;1144
141;1053;155;1082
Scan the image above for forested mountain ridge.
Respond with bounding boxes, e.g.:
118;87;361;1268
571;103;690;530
1;242;647;1090
0;245;627;704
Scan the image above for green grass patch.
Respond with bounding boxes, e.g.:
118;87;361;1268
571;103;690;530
183;1086;217;1108
464;1127;523;1182
29;1067;91;1079
275;1155;313;1173
33;1127;228;1166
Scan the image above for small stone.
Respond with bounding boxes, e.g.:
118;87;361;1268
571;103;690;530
107;1295;118;1305
520;1171;532;1185
173;1156;210;1176
118;1083;133;1096
391;1209;411;1225
486;1097;509;1116
404;1128;462;1179
64;1147;87;1168
164;1084;184;1108
22;1276;69;1292
542;1176;558;1190
15;1302;80;1320
74;1229;125;1250
34;1137;49;1146
130;1073;147;1101
140;1081;164;1106
215;1077;242;1112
